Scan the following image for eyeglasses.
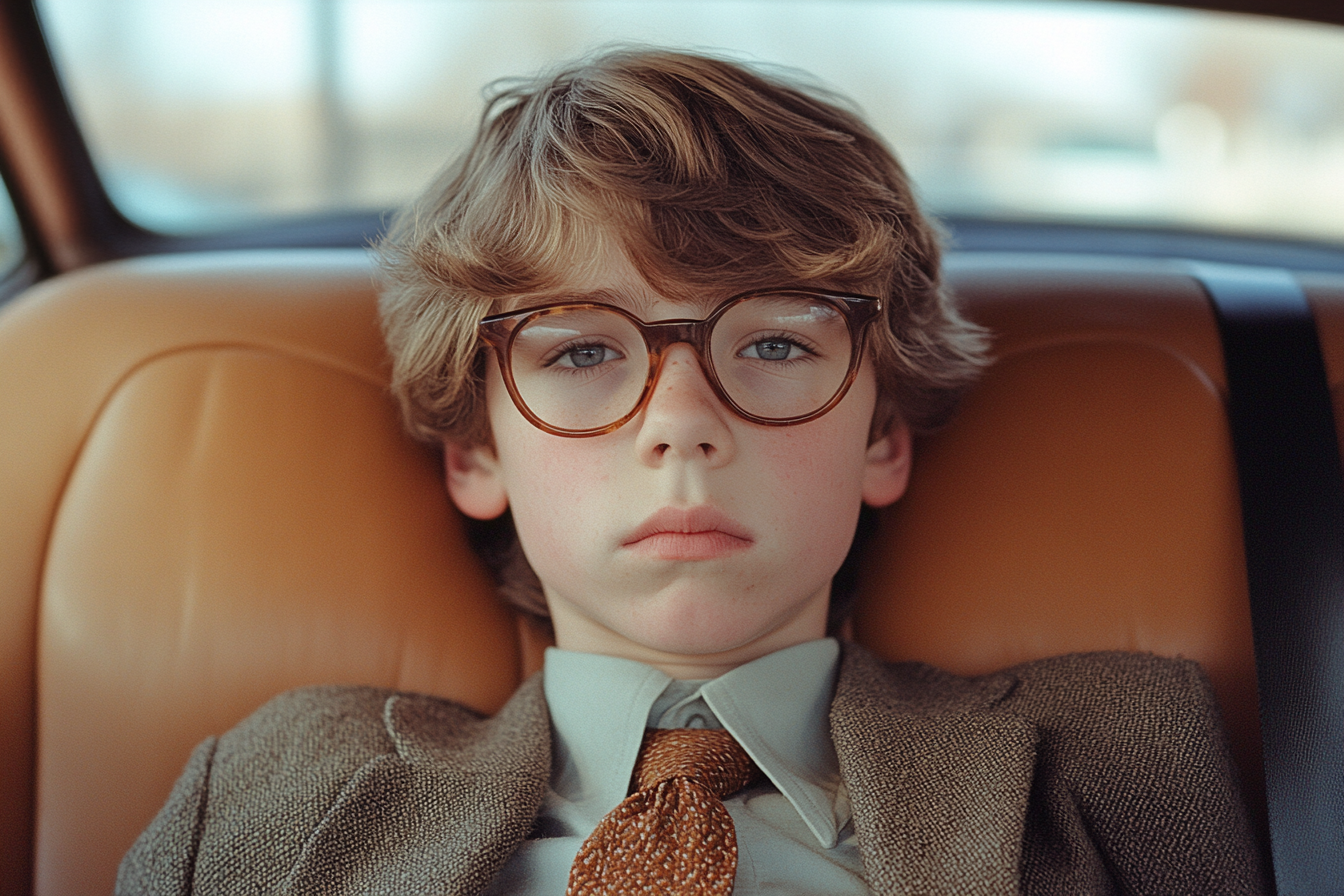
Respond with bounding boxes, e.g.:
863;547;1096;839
477;288;882;437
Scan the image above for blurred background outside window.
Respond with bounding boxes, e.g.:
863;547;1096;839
36;0;1344;244
0;180;25;275
0;174;24;274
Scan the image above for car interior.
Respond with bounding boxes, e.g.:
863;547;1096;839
2;1;1343;895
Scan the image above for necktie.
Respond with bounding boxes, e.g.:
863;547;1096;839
566;727;762;895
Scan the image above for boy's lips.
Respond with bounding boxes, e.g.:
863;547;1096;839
621;506;755;561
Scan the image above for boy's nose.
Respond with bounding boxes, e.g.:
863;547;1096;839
634;344;736;466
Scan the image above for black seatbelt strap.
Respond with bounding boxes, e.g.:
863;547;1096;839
1195;262;1344;895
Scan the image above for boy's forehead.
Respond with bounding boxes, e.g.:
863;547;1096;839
498;237;742;318
490;226;867;318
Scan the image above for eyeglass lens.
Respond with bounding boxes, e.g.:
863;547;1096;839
505;294;854;431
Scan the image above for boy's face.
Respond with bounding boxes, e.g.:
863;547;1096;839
446;245;912;678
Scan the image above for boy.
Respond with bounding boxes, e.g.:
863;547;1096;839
118;48;1266;895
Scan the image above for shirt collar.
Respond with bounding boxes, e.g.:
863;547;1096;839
542;638;845;848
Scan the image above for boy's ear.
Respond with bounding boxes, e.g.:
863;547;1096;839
861;422;913;508
443;441;509;520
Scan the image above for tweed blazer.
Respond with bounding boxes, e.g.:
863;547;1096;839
117;645;1268;895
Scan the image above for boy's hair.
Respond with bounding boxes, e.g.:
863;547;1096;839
378;47;988;449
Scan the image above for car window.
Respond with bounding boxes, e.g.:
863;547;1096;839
35;0;1344;245
0;175;27;284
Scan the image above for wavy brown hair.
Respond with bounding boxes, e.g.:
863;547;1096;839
378;47;988;448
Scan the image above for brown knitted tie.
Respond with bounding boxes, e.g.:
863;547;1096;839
566;727;762;895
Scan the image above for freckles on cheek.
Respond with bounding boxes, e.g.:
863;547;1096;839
747;426;869;559
752;427;864;491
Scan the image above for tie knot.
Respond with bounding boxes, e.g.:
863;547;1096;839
633;727;759;797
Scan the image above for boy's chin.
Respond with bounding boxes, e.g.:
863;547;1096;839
607;602;828;669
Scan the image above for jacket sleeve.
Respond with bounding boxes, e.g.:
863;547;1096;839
1013;653;1270;895
114;736;218;896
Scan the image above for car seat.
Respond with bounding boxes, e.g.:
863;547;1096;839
0;247;1310;895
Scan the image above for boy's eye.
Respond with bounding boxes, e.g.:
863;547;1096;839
566;346;608;368
740;338;809;362
550;343;624;369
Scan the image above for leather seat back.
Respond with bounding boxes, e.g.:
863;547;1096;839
0;250;1268;896
0;252;518;896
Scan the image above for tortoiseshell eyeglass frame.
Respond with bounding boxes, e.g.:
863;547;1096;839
476;288;883;437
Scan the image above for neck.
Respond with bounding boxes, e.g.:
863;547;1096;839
547;590;831;679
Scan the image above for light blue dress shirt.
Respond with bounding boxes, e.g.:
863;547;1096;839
483;638;871;894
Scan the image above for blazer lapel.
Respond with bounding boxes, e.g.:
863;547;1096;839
833;645;1038;896
283;676;552;896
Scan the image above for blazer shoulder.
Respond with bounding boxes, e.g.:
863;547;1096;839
176;685;504;892
120;686;411;894
839;643;1214;721
1002;653;1267;893
997;650;1217;728
836;646;1266;893
836;641;1019;715
214;682;500;779
215;684;396;766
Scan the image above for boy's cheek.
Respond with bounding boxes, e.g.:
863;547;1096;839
498;439;618;559
502;436;615;508
744;418;875;550
750;409;874;495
